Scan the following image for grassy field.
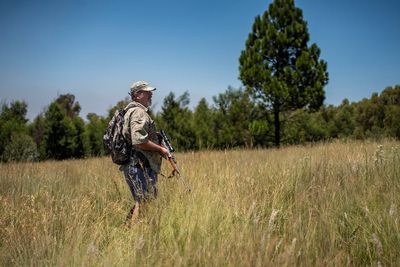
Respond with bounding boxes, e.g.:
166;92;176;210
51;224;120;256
1;140;399;266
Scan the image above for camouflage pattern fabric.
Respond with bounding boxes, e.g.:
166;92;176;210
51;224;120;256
120;162;157;202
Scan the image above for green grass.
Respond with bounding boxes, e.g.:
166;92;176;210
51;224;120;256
1;140;399;266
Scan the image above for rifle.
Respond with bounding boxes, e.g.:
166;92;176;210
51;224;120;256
159;129;191;193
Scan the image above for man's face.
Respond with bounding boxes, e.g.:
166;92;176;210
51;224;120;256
135;90;153;107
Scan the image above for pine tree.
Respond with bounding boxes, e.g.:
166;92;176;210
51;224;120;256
0;101;38;162
213;87;254;148
42;94;86;160
239;0;328;146
86;113;107;156
157;92;195;151
193;98;216;149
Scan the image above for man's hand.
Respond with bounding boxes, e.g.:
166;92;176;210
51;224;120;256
159;146;171;159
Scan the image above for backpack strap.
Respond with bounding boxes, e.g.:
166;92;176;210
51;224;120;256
123;102;142;123
122;105;138;145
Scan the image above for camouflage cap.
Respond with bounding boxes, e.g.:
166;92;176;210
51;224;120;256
130;81;156;95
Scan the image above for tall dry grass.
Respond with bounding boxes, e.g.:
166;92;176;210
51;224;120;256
1;140;399;266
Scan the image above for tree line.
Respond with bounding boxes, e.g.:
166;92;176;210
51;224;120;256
0;84;399;162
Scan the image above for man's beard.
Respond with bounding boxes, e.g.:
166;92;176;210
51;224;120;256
147;98;152;107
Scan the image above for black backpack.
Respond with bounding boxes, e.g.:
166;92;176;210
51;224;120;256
103;108;133;165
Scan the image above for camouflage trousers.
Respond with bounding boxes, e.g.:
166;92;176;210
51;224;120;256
120;162;158;203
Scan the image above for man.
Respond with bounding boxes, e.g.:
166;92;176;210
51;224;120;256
120;80;170;226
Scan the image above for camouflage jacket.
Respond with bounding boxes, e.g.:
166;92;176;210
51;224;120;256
122;101;162;173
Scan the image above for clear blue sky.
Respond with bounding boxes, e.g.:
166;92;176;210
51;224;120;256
1;0;399;120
